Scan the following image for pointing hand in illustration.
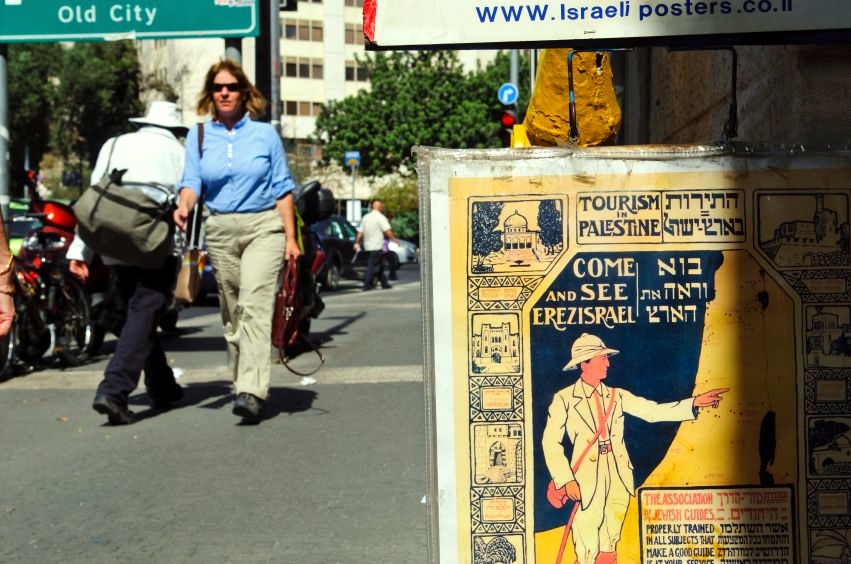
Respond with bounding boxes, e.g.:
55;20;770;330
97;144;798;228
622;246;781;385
693;388;729;409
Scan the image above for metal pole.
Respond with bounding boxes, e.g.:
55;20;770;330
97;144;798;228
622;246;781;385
0;44;9;221
350;165;356;222
270;0;281;135
510;49;519;100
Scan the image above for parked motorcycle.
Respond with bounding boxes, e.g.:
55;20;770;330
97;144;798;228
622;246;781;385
291;180;335;338
11;198;96;369
16;192;180;358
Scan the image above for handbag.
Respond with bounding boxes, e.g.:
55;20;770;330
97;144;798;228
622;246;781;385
272;256;324;376
174;247;203;304
174;123;206;304
74;139;175;270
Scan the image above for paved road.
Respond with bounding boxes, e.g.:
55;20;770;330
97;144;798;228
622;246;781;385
0;267;430;563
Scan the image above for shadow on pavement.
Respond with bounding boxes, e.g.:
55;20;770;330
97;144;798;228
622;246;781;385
284;311;367;362
125;381;320;423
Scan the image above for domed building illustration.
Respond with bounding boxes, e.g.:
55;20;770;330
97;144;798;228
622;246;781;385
470;198;564;273
502;210;540;253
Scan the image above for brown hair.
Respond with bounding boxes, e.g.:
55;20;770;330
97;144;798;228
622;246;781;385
195;59;267;121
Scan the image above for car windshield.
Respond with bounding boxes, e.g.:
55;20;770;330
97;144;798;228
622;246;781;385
7;216;42;238
338;220;357;240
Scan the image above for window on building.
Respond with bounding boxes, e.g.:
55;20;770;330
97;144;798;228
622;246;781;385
311;23;323;41
283;101;324;117
283;19;297;39
345;60;370;82
344;0;363;6
283;57;324;79
345;23;364;45
285;59;298;77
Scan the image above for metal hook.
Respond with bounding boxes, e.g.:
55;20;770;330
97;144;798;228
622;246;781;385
567;48;633;145
668;46;738;141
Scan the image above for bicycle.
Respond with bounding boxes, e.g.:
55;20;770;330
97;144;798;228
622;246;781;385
10;229;95;371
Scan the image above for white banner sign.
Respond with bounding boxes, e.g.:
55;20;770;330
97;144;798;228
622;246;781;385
366;0;851;48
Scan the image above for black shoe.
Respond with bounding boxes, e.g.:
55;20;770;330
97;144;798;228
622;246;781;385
92;395;137;425
232;393;265;422
147;383;184;410
381;284;392;289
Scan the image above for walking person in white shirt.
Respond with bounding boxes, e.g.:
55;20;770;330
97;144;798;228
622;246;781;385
67;101;187;425
354;199;398;291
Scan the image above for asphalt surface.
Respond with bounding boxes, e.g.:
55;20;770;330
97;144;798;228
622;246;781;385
0;268;429;563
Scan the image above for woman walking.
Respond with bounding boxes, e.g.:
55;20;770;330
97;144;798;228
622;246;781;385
174;60;301;423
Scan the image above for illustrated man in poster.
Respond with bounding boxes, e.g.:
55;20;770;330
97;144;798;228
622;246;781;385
542;332;728;564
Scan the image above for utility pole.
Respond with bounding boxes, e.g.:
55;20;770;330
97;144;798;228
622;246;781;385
255;1;272;122
0;44;9;221
269;0;281;135
510;49;519;104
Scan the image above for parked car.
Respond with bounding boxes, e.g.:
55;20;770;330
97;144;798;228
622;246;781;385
311;214;418;290
6;198;39;256
311;215;367;290
7;215;43;256
385;238;419;271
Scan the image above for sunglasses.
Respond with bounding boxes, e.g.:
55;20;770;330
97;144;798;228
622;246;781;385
211;82;241;93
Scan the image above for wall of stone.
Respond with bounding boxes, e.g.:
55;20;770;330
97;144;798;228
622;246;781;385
647;45;851;146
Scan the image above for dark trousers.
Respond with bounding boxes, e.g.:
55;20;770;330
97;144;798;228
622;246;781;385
384;251;398;281
362;250;390;290
96;257;178;402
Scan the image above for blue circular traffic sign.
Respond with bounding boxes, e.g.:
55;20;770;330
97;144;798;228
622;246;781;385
497;83;518;106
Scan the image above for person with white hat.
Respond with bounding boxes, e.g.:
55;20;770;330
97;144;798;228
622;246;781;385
542;332;728;564
67;100;188;425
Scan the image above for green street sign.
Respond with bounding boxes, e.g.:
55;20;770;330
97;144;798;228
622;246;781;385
0;0;259;43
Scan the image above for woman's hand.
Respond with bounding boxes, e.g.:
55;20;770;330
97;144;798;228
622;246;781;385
174;188;199;232
285;237;301;262
0;292;14;337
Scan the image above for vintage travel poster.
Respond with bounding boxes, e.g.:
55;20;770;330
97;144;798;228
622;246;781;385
418;145;851;564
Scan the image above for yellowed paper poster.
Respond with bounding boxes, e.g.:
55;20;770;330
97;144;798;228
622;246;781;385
419;145;851;564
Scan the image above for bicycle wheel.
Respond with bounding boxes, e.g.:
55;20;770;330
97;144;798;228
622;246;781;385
53;272;94;366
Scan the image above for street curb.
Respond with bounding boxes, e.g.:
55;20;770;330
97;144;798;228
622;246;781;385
0;364;424;390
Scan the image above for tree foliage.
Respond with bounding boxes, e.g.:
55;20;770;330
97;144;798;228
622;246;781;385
537;199;563;254
471;200;504;270
7;44;64;187
7;41;144;194
52;41;144;167
372;175;420;241
314;50;531;177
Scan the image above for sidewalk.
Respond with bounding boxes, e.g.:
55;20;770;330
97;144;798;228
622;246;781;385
0;272;430;562
0;376;428;563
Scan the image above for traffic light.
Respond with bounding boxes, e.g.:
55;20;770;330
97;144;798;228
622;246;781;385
498;105;517;148
24;169;37;191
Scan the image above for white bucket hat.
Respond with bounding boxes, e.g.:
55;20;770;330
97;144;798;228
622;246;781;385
129;101;188;133
562;333;619;370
